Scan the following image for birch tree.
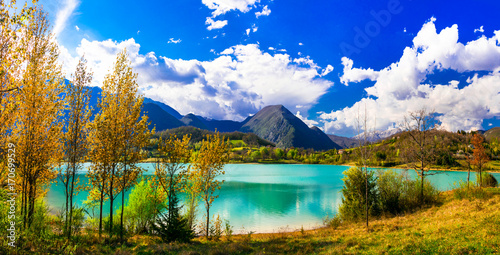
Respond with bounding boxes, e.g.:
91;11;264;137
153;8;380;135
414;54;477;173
60;57;92;239
192;133;228;239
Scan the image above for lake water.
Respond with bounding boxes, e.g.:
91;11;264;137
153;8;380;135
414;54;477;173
45;164;500;233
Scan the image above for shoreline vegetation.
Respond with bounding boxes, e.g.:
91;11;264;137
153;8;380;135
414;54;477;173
6;187;499;254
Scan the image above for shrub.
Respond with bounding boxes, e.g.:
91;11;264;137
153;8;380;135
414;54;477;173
377;170;404;215
376;170;440;214
339;167;380;222
124;179;166;234
209;214;223;241
323;214;342;229
453;180;492;200
224;219;233;241
479;172;498;188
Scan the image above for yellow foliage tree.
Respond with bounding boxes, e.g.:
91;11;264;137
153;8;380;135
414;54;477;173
0;1;37;186
192;133;229;238
88;49;150;240
117;54;150;241
61;56;93;239
12;9;64;229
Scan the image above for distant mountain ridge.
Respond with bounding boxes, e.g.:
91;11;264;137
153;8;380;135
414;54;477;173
327;134;359;149
82;86;341;150
353;128;402;142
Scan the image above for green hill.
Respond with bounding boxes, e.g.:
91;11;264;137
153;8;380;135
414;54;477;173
484;127;500;141
156;126;274;147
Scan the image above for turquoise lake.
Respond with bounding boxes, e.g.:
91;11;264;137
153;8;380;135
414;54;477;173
45;164;500;233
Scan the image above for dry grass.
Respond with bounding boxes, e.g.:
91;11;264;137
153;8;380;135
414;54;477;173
5;189;500;254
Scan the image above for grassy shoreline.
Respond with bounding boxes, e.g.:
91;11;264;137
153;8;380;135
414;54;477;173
15;187;498;254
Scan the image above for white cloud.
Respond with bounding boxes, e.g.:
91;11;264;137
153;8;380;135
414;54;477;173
321;65;334;76
246;24;258;35
206;17;228;30
137;30;140;35
75;25;79;31
202;0;260;17
296;111;319;127
339;57;378;85
53;0;79;37
299;42;303;46
255;5;271;18
322;18;500;134
474;26;484;33
60;40;333;121
168;38;182;44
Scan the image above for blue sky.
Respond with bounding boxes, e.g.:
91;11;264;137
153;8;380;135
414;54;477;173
41;0;500;136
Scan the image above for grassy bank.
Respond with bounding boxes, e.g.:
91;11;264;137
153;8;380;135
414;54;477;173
8;188;500;254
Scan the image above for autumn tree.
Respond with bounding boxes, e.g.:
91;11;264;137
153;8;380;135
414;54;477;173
88;49;149;240
0;1;36;186
116;53;150;242
60;57;92;239
471;133;489;188
192;133;229;239
13;9;64;229
153;134;193;242
400;108;438;205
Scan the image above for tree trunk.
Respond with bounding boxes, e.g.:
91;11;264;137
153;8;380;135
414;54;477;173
365;166;368;230
420;171;424;205
467;166;470;191
99;187;104;238
109;165;115;240
65;174;69;237
206;202;210;239
120;184;125;242
69;163;76;239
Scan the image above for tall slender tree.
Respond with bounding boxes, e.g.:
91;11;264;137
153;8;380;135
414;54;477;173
401;108;438;205
117;56;150;242
354;104;375;230
471;133;489;188
192;133;228;239
153;134;193;242
88;49;150;240
0;1;36;185
13;9;64;229
60;57;92;239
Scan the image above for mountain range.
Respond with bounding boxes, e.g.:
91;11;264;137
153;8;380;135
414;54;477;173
84;86;342;150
